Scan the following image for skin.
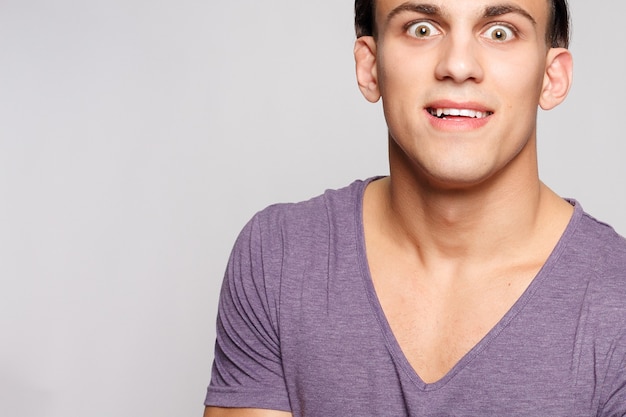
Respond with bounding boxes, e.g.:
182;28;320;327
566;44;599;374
204;0;574;413
203;408;291;417
356;0;573;383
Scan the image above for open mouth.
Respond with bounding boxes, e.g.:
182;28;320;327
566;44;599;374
427;108;493;119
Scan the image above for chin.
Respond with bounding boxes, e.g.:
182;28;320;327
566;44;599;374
418;165;498;191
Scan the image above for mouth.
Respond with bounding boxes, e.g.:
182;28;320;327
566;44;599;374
427;107;493;119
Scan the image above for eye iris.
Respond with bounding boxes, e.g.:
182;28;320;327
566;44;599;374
415;25;430;37
492;29;507;40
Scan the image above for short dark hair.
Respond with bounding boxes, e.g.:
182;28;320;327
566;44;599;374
354;0;570;48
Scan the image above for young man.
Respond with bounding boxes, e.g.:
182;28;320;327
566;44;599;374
204;0;626;415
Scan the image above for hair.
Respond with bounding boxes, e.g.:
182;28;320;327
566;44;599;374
354;0;570;48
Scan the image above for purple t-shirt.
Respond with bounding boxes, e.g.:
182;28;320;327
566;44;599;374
205;178;626;416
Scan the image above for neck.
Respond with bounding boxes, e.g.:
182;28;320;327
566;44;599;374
367;135;569;266
387;176;541;259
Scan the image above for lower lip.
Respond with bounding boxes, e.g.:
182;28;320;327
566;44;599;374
425;110;492;131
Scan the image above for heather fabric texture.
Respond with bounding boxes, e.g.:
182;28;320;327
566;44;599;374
205;178;626;416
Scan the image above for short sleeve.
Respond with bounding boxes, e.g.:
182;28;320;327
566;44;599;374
204;213;290;412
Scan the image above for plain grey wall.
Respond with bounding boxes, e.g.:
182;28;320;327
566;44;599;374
1;1;624;416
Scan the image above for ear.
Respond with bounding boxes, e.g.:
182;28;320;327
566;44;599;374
354;36;381;103
539;48;573;110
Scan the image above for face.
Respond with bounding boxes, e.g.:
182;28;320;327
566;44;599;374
355;0;571;189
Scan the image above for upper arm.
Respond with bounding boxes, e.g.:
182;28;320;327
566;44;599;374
205;213;290;411
203;406;292;417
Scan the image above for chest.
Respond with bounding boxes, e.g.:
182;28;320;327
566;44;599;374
277;263;594;416
369;256;540;383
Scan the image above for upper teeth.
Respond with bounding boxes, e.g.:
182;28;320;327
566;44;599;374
430;108;491;118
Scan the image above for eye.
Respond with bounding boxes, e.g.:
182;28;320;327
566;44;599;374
407;21;440;38
482;24;516;41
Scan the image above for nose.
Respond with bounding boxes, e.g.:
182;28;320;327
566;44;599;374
434;33;484;83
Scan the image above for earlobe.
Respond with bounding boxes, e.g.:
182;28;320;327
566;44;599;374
354;36;381;103
539;48;573;110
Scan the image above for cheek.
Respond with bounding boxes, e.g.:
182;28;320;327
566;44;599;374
377;45;430;95
378;61;429;132
491;50;546;97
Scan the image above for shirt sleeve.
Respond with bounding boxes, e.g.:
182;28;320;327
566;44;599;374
204;212;290;412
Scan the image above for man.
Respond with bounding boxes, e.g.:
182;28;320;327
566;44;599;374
203;0;626;415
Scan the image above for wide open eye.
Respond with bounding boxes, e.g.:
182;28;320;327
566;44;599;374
407;21;441;38
482;24;516;41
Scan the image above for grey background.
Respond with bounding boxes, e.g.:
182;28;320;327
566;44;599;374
0;1;624;416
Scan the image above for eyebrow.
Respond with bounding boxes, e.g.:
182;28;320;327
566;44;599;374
386;2;537;25
386;2;441;24
484;4;536;25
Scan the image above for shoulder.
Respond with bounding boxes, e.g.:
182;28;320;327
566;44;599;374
552;202;626;330
226;178;371;272
566;204;626;327
574;208;626;278
246;178;371;241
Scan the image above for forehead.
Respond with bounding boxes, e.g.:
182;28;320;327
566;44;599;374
375;0;551;24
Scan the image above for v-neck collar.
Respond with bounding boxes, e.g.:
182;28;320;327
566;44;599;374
354;177;583;391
